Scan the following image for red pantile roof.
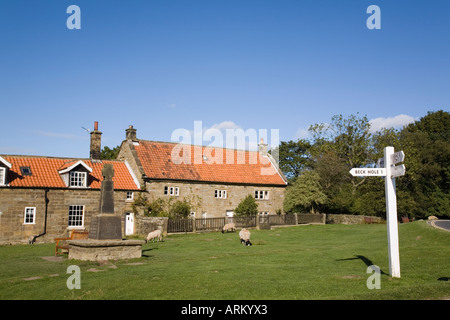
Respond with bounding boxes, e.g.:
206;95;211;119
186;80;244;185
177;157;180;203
133;140;287;186
1;156;139;190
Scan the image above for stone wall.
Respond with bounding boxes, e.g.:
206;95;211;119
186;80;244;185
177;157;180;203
135;216;168;235
0;188;135;244
144;180;286;218
326;214;384;224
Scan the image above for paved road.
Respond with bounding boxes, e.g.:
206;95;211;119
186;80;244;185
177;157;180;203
431;220;450;232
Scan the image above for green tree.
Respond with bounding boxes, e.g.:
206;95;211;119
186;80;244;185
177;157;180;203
101;145;121;160
235;194;258;216
276;139;311;181
283;170;327;213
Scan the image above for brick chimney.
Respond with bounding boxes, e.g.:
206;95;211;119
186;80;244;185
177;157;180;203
90;121;102;160
258;138;268;156
126;125;137;141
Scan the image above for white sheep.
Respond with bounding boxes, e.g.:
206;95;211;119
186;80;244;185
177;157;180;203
239;228;252;246
145;229;163;243
222;222;236;233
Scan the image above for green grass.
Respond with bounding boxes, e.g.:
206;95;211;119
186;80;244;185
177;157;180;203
0;221;448;300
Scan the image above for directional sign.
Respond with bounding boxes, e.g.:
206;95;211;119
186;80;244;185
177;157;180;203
391;164;406;178
350;147;406;278
390;151;405;164
349;168;386;177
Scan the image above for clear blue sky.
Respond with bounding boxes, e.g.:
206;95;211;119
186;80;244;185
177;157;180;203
1;0;449;158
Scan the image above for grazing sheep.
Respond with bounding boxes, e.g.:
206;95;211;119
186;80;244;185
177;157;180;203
145;229;163;243
222;222;236;233
239;228;252;246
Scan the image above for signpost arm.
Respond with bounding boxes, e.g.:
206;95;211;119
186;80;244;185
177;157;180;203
384;146;401;278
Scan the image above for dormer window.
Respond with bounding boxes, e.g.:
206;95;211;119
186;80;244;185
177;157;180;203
0;167;6;186
58;160;92;188
69;171;87;187
0;156;12;186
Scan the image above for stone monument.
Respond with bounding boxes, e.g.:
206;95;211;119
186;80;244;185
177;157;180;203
68;163;144;261
89;164;122;240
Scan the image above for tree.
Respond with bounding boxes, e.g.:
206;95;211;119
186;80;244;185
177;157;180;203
309;113;374;194
101;145;120;160
283;170;327;214
396;110;450;218
276;139;311;181
234;195;258;216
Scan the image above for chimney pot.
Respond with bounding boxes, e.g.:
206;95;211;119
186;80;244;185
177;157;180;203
90;121;102;160
126;125;137;141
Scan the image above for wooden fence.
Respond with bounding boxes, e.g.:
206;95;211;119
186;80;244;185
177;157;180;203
167;214;311;233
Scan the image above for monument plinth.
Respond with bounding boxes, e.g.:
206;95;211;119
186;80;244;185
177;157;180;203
69;163;144;261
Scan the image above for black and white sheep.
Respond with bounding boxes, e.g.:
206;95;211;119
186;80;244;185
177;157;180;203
145;229;163;243
239;228;252;246
222;222;236;233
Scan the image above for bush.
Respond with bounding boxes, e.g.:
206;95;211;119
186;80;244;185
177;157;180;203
235;194;258;216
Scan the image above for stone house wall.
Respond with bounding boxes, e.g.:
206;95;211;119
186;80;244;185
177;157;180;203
0;187;136;244
144;180;285;218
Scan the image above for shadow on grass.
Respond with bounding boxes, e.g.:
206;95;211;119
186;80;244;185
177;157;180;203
336;255;389;275
141;247;158;258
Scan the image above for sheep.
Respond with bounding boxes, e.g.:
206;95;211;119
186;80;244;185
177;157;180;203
222;222;236;233
239;228;252;246
145;229;163;243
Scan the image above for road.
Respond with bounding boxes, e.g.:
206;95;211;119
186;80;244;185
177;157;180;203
430;220;450;232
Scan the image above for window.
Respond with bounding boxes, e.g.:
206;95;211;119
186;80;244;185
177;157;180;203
0;167;5;186
255;190;269;200
68;205;84;227
20;166;32;176
214;189;227;199
24;207;36;224
164;186;179;196
69;171;87;187
126;191;134;201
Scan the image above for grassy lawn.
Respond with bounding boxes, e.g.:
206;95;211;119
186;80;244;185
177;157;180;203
0;221;448;300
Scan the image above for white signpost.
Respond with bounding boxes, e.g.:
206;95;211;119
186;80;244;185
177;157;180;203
350;146;405;278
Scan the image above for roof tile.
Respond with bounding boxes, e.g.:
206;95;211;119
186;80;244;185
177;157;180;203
133;140;287;186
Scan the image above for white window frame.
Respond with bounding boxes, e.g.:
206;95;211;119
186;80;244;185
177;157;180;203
255;190;269;200
214;189;227;199
126;191;134;201
0;167;6;186
69;171;87;188
164;186;179;196
24;207;36;224
68;205;85;228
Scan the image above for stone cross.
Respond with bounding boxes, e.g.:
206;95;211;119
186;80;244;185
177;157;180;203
89;163;122;240
99;164;115;214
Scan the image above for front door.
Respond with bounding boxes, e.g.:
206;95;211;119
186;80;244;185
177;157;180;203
125;212;134;236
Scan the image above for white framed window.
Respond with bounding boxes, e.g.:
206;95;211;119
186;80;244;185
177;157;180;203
255;190;269;200
126;191;134;201
69;171;87;187
164;186;179;196
214;189;227;199
0;167;5;186
259;211;269;215
68;205;84;228
24;207;36;224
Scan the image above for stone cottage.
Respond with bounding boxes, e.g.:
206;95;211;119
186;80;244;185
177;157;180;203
0;122;141;244
117;125;288;222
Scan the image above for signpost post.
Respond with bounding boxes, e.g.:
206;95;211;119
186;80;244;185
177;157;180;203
350;146;405;278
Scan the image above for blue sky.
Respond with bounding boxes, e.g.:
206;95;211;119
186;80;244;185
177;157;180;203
0;0;449;158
